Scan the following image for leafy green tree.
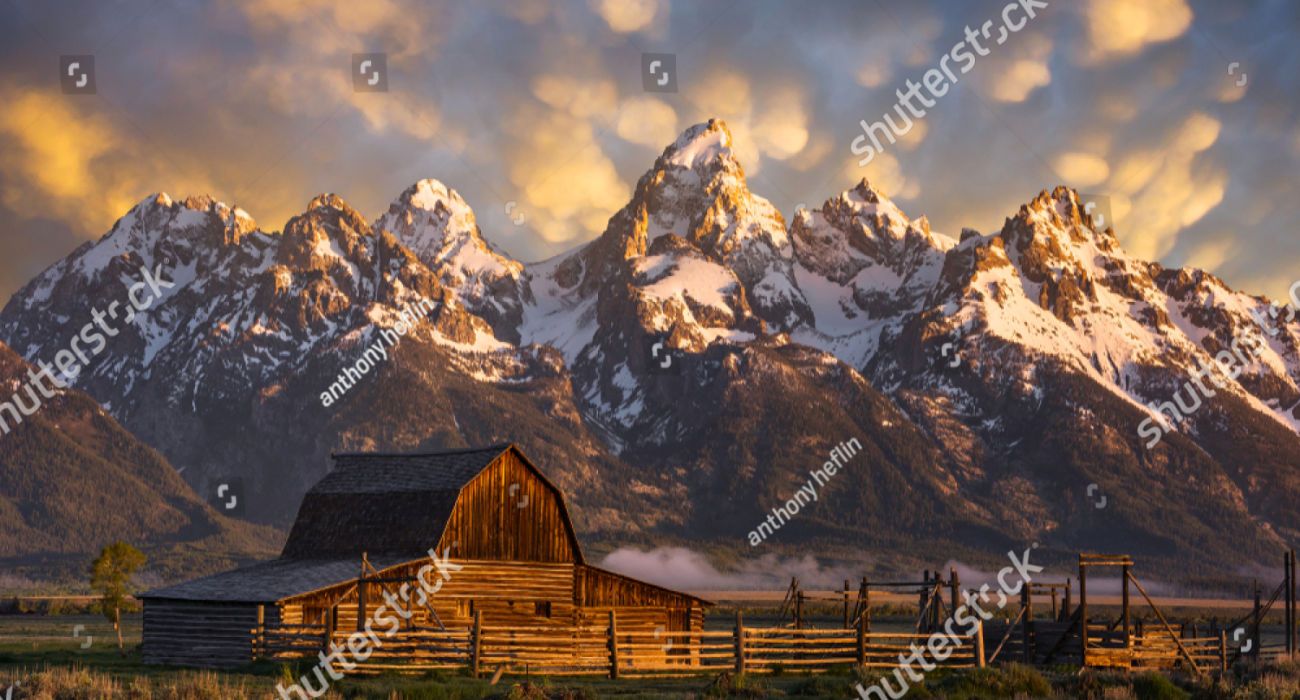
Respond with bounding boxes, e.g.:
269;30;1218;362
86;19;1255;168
89;541;146;654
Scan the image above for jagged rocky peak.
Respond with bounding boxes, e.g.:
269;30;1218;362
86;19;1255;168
792;178;949;287
375;179;526;341
572;118;809;330
376;179;522;276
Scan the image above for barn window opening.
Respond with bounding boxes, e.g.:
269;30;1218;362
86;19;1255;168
534;601;552;618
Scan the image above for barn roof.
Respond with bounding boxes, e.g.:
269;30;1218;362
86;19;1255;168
280;443;517;559
139;556;410;603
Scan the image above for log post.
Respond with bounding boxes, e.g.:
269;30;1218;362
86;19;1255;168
357;552;369;633
919;571;929;632
1079;559;1088;667
734;611;746;674
856;608;866;665
471;610;482;678
1122;562;1131;649
608;610;619;679
1063;579;1072;622
1253;580;1262;663
1219;629;1228;672
863;577;872;634
1022;585;1034;663
1288;549;1297;657
975;619;987;668
324;604;336;654
949;568;960;625
1051;587;1059;621
1292;548;1298;657
795;591;804;631
255;604;265;658
843;579;851;629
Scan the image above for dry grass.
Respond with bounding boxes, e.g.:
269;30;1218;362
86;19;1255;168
13;665;255;699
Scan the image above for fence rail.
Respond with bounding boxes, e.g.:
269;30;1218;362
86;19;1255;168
252;613;987;678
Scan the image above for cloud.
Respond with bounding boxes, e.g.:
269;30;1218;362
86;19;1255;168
1054;152;1110;187
1110;113;1226;260
616;96;678;148
1079;0;1194;64
985;36;1054;103
1183;238;1234;273
588;0;661;33
843;150;919;201
505;108;630;244
532;74;619;120
0;86;205;236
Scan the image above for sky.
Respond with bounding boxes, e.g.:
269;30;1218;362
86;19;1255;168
0;0;1297;303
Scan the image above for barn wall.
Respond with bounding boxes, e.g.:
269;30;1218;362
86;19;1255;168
142;599;277;667
282;559;579;632
437;451;577;562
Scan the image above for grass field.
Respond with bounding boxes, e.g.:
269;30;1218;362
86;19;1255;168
1;613;1298;698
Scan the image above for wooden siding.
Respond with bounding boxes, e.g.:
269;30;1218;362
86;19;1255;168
281;559;579;631
437;450;578;563
142;599;278;667
576;565;704;610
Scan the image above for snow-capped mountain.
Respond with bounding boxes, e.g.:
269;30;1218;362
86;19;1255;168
3;119;1298;579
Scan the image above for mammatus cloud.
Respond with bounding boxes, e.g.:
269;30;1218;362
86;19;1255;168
588;0;663;33
616;96;679;148
506;108;630;244
1078;0;1194;64
1054;151;1110;188
1109;113;1225;261
984;35;1054;103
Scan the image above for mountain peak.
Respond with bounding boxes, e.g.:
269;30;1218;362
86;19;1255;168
306;192;352;213
661;119;734;172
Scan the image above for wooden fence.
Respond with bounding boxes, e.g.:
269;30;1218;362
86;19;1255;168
253;611;986;678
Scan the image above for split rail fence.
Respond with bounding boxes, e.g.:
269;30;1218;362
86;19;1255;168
253;610;986;678
251;549;1299;678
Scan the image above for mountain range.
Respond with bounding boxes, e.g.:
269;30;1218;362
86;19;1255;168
2;119;1297;587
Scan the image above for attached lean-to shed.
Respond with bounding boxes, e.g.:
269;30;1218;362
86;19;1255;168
139;443;709;668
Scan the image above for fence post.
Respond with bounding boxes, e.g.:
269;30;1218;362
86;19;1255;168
1253;581;1262;663
795;592;804;630
255;604;264;659
1219;629;1228;672
471;610;482;678
975;619;986;668
1122;562;1131;649
856;610;866;665
949;569;960;624
863;577;872;633
843;579;851;630
1021;586;1033;663
734;611;746;674
1079;559;1088;667
608;610;620;679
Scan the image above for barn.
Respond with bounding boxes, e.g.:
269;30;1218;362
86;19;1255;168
139;443;710;669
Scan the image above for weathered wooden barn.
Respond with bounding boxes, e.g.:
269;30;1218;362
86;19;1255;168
140;444;709;668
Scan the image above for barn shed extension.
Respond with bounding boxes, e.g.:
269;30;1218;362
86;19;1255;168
139;444;710;669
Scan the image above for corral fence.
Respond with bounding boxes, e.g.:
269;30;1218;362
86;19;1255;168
251;549;1300;678
253;610;986;678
